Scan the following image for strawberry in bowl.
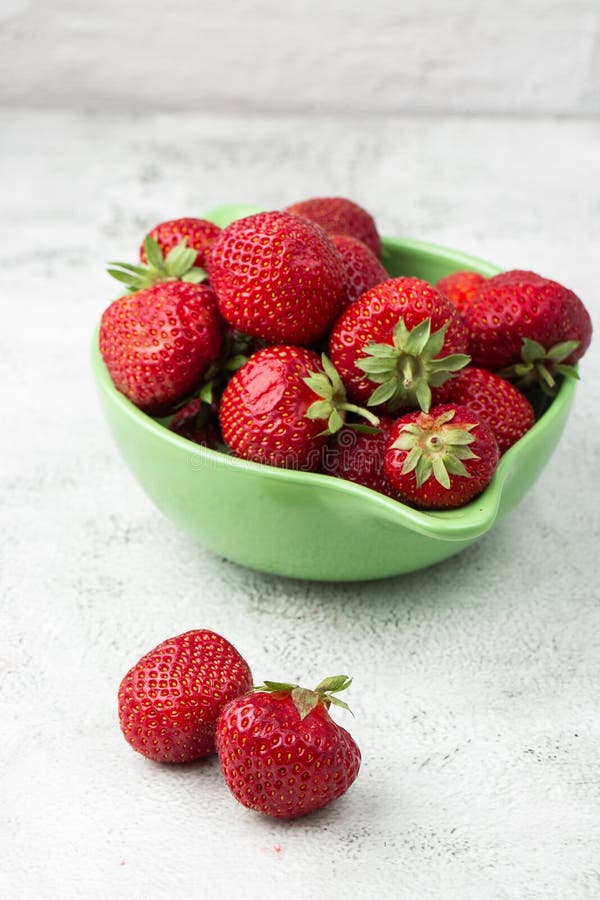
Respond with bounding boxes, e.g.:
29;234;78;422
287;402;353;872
92;203;590;580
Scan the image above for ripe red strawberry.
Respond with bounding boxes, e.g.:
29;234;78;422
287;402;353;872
99;282;223;413
170;398;222;448
207;211;347;345
219;346;379;471
140;217;221;270
118;629;252;763
440;367;535;454
285;196;381;257
462;271;592;389
384;404;499;509
436;271;486;314
322;418;400;498
216;676;361;819
332;234;388;306
329;277;470;414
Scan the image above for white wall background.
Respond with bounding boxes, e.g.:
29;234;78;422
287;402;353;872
1;0;599;115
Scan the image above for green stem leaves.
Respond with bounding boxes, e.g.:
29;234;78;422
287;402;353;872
356;317;470;413
108;236;208;292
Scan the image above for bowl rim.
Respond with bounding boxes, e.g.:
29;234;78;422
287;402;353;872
92;234;576;543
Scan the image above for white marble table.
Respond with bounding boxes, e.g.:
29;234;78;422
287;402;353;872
1;111;599;899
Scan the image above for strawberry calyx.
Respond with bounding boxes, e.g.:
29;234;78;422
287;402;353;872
107;236;208;292
304;354;380;434
391;408;479;489
253;675;354;720
498;337;580;396
356;317;470;413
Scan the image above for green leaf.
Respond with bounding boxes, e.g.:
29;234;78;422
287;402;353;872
443;428;476;445
347;423;381;434
305;399;333;420
304;372;334;400
546;340;579;361
144;235;165;270
107;261;148;275
432;457;451;489
107;268;138;286
404;318;431;356
415;381;432;413
291;687;320;720
444;456;471;478
368;379;398;407
392;317;411;349
261;681;297;693
362;342;397;358
199;381;214;404
453;446;479;461
327;408;344;433
168;247;197;277
224;354;248;371
537;363;556;389
328;696;353;715
314;675;352;693
400;445;422;473
429;353;471;373
555;364;580;380
321;354;345;396
356;356;397;376
424;323;448;359
415;455;433;487
181;267;208;284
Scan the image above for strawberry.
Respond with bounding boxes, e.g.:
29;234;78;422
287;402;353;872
207;211;347;345
170;398;222;448
285;196;381;257
99;281;223;414
118;629;252;763
322;418;400;498
140;217;221;270
108;234;210;292
384;404;499;509
462;270;592;391
331;234;388;306
441;367;535;454
216;676;361;819
219;346;379;471
329;277;470;414
436;271;486;314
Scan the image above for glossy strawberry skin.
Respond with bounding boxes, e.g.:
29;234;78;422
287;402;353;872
384;404;499;509
140;217;221;269
285;196;381;257
332;234;388;307
219;346;329;471
440;367;535;454
118;630;253;763
329;277;469;408
207;211;346;346
99;282;223;414
216;692;361;819
436;271;486;314
463;271;592;370
322;418;400;498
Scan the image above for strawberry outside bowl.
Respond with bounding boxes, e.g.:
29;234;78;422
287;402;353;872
91;205;577;581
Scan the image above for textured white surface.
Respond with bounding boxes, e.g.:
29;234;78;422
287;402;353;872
1;0;599;115
1;110;600;899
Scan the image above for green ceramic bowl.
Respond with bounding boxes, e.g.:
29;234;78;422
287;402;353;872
92;207;576;581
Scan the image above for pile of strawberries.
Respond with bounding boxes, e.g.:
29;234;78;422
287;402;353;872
100;197;592;509
118;628;360;820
